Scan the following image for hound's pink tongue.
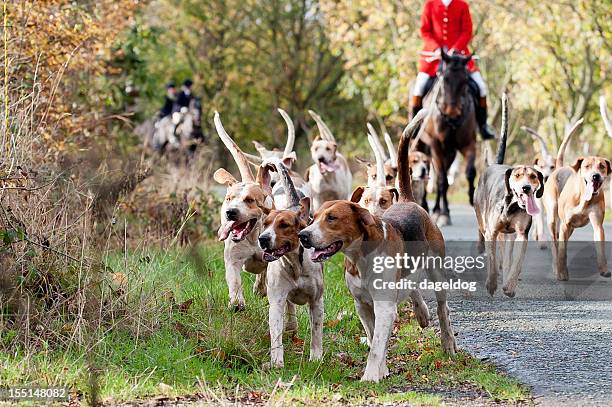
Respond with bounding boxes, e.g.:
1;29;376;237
319;162;338;173
583;182;595;201
525;194;540;216
218;221;235;241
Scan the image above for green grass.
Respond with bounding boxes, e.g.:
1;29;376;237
0;243;529;405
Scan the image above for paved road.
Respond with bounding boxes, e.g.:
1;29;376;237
440;205;612;406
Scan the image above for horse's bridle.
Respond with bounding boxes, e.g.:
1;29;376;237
435;62;469;130
437;103;467;129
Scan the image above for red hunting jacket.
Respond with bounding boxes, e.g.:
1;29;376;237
419;0;478;75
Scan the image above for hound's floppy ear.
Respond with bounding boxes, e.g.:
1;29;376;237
571;157;584;172
298;197;311;223
256;162;275;195
354;205;375;227
350;186;365;203
535;169;545;198
214;168;238;186
389;187;400;202
605;159;612;175
282;152;297;168
504;167;513;196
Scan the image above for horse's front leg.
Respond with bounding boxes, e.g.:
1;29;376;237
462;144;477;206
436;168;451;227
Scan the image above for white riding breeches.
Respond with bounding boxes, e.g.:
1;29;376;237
413;71;488;97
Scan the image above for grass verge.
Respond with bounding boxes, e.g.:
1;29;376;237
0;242;529;405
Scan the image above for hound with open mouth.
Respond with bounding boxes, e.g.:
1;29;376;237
521;123;582;248
543;112;611;280
258;160;323;368
304;111;352;211
474;95;545;297
213;112;274;311
298;114;456;382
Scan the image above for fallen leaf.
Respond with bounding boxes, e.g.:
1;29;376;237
111;272;127;287
178;299;193;313
336;352;355;367
324;319;340;328
291;335;304;346
246;391;264;402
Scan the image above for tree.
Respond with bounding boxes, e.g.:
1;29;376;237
123;0;367;164
320;0;611;158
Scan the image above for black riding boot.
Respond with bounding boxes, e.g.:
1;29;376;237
476;97;496;140
411;95;423;121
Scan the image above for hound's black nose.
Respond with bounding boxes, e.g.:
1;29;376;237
298;231;312;248
258;234;270;249
522;185;532;193
226;208;239;221
592;173;602;182
317;156;325;163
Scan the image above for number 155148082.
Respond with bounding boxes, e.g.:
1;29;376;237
0;387;69;401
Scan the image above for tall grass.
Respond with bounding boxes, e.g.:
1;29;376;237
0;6;220;405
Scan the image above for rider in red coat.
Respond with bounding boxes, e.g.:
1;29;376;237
412;0;495;140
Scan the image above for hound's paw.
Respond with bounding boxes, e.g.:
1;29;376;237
414;304;430;329
360;367;387;382
309;350;323;361
600;270;611;278
382;365;389;377
270;357;284;369
555;270;569;281
502;285;516;298
485;279;497;296
442;338;457;356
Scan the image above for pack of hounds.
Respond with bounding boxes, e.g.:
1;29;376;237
212;95;611;382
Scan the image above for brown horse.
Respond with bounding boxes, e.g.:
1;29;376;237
416;50;478;226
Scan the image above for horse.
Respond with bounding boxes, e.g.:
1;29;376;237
414;50;478;227
149;97;204;158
